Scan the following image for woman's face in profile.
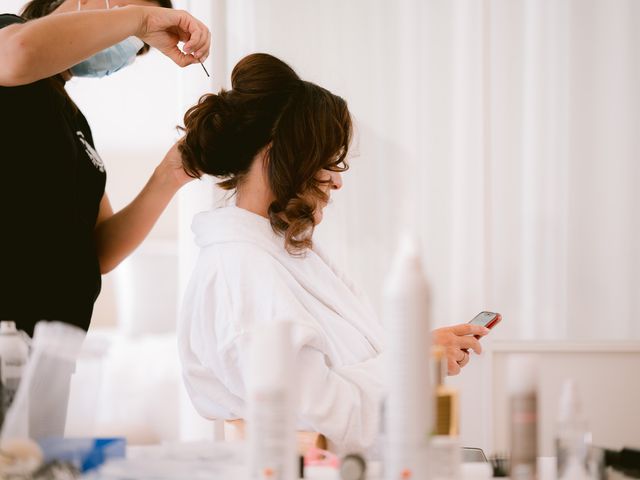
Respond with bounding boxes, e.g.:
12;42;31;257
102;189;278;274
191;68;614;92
313;169;343;224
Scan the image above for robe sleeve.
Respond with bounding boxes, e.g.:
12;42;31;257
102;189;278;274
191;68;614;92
214;245;385;453
222;330;384;454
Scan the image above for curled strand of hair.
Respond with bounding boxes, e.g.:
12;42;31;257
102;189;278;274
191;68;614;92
269;182;329;256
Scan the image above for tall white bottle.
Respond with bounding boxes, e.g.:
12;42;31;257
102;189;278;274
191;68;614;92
384;233;432;480
246;321;296;480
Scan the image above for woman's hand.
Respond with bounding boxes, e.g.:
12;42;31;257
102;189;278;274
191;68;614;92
135;7;211;67
432;323;490;376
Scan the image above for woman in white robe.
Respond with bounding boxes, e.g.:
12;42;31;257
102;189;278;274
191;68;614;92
177;53;488;453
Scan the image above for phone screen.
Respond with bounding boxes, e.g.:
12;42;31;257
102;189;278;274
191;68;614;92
469;311;501;330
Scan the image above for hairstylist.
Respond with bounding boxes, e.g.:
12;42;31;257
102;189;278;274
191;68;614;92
0;0;210;337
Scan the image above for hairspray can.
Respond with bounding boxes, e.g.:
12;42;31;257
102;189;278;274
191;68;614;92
384;233;432;480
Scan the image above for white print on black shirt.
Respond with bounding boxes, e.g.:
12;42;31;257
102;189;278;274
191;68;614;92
76;131;105;173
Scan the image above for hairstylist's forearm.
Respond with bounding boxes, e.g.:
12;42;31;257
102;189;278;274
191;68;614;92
0;6;143;86
94;168;180;275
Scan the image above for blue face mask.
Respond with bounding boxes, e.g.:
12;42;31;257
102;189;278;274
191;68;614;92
70;0;144;78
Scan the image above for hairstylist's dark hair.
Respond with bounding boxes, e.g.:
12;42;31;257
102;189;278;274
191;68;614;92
179;53;352;255
21;0;174;56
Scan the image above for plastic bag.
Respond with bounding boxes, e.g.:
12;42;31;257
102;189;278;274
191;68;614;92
1;321;86;441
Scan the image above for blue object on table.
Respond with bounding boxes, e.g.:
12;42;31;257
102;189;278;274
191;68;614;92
37;437;126;472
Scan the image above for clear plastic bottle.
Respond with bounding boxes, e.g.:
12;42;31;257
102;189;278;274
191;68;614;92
556;379;592;480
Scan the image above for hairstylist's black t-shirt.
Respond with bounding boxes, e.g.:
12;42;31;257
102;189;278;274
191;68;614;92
0;14;106;336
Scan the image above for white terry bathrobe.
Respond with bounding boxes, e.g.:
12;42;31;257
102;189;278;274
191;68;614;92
178;206;385;453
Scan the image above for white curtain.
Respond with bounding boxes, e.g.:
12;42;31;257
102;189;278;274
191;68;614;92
177;0;640;348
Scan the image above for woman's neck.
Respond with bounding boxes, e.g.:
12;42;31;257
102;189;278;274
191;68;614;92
235;153;274;219
235;189;272;218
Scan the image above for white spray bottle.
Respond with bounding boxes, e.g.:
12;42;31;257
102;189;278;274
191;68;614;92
383;233;432;480
246;321;296;480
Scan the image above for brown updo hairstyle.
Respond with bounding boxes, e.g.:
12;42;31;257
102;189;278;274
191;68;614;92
179;53;352;255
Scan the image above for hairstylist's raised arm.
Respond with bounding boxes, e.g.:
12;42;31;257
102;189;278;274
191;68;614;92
0;6;210;86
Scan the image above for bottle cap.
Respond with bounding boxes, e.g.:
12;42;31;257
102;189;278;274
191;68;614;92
507;354;538;394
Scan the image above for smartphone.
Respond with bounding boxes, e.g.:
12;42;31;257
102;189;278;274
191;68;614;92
469;311;501;337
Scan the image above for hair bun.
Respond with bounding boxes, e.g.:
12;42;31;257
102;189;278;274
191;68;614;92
179;91;253;179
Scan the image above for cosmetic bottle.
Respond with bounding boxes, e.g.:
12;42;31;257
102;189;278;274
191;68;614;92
433;346;459;436
508;355;538;480
430;346;461;480
556;379;592;480
383;233;432;480
247;321;296;480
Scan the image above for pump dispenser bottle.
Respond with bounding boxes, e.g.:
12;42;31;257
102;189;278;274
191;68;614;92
383;233;432;480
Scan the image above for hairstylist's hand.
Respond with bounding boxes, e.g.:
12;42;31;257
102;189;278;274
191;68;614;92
153;142;195;192
135;7;211;67
432;324;490;376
